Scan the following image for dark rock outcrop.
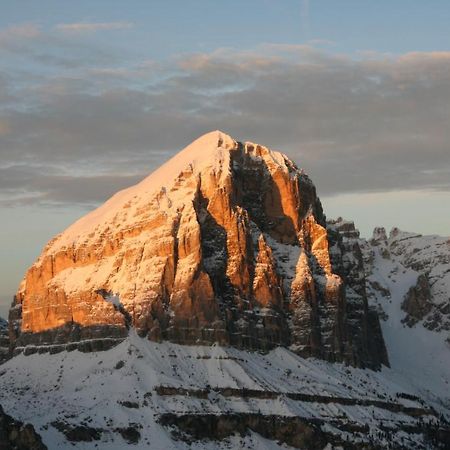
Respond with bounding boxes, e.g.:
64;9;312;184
327;218;389;368
158;413;331;449
0;404;47;450
0;318;9;364
402;274;433;327
158;411;450;450
50;421;102;443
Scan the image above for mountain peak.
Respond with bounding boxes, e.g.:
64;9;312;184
165;129;236;164
194;129;235;146
45;131;237;251
43;131;291;253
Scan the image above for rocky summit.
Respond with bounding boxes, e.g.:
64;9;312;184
8;131;387;369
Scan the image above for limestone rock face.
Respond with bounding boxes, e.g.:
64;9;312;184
9;131;387;368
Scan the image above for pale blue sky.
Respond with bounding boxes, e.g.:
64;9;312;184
1;1;450;316
2;1;450;55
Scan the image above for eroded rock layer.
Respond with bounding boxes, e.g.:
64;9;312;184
9;131;387;368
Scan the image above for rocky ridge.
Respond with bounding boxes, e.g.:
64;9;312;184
8;131;387;369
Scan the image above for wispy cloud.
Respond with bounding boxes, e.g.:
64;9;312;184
307;39;336;47
0;23;41;49
0;23;122;67
55;22;134;33
0;23;41;39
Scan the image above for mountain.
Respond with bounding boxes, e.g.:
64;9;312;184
1;132;449;449
8;131;386;369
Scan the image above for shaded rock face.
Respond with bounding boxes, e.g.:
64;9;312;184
9;131;387;368
402;274;433;327
0;404;47;450
0;318;9;364
327;219;389;368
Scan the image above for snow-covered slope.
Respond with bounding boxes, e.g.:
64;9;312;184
1;331;448;450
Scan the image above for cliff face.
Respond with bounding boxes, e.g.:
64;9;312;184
326;219;389;368
9;131;387;368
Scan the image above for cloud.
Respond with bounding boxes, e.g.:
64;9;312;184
0;22;119;69
0;23;41;51
0;165;143;207
307;39;336;47
0;23;41;40
55;22;134;33
1;43;450;206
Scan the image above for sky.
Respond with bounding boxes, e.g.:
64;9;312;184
1;1;450;317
